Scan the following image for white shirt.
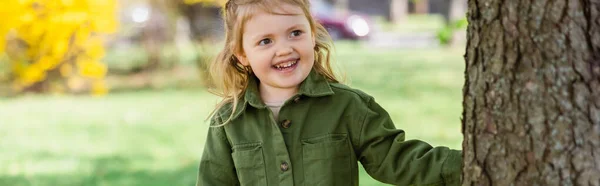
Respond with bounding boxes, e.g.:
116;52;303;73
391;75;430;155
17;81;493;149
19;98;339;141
265;101;284;119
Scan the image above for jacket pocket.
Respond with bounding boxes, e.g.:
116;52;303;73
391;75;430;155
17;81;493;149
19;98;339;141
231;142;267;186
302;134;352;186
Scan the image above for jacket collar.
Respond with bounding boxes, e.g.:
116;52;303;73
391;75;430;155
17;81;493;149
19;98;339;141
226;69;334;120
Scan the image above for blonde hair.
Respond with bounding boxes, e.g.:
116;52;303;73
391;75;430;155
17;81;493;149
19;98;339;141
208;0;339;125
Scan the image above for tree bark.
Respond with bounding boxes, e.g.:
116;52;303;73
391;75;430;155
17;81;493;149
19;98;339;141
462;0;600;185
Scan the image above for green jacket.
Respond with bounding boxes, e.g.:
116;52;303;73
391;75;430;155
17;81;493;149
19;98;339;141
197;70;462;186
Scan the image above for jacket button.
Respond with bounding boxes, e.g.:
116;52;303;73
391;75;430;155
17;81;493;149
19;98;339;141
281;119;291;129
280;161;289;172
293;96;301;103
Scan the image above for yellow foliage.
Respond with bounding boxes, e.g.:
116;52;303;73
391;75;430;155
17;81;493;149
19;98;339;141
0;0;118;94
60;63;73;77
52;39;69;59
77;59;107;79
84;37;105;60
91;80;108;96
21;64;46;85
37;56;57;70
67;76;86;91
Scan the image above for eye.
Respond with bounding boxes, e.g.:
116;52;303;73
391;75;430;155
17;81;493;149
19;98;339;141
290;30;303;37
258;38;272;46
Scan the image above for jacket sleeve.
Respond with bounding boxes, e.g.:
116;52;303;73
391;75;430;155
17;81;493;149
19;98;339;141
196;117;239;186
356;97;462;186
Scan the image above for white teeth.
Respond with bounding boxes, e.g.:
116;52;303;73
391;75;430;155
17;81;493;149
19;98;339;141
275;60;297;68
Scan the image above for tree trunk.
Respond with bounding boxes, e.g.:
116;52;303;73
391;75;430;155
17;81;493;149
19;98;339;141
177;3;223;42
391;0;409;24
414;0;429;14
141;0;178;71
462;0;600;185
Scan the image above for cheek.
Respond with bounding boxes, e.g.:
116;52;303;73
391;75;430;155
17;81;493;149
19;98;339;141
305;51;315;63
301;42;315;60
306;51;315;65
247;52;272;68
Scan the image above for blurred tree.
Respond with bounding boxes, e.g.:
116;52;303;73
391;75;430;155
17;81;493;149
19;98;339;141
448;0;466;46
390;0;408;24
330;0;348;10
0;0;118;95
183;0;226;6
178;0;225;42
176;0;224;86
413;0;428;14
448;0;466;23
462;0;600;185
140;0;179;71
435;0;467;46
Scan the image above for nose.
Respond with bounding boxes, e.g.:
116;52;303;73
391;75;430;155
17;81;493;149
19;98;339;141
275;42;293;57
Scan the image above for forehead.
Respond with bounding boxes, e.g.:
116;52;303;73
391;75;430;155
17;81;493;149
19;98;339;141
241;4;309;36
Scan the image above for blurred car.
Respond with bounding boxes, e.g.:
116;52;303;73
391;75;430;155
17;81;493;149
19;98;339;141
310;0;372;40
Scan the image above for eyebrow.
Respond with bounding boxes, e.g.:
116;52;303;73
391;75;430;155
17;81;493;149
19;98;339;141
250;23;308;41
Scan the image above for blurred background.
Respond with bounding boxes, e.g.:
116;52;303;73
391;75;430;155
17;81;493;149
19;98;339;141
0;0;467;185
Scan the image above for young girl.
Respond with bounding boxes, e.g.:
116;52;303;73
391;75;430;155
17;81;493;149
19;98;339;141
197;0;462;185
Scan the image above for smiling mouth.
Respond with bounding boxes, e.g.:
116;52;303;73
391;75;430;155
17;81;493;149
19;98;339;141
272;59;299;70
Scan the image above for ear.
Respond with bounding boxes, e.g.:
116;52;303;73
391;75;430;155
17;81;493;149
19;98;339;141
235;53;249;66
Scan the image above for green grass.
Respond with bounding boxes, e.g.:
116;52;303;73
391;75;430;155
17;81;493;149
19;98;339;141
0;42;465;186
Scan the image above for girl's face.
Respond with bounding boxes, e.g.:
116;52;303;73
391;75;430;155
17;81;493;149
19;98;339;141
237;3;315;94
